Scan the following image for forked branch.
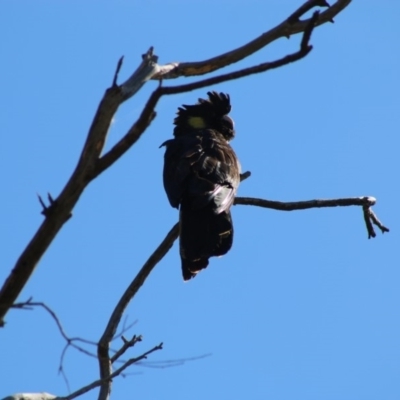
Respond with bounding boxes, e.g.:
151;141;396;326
151;0;350;79
65;343;163;400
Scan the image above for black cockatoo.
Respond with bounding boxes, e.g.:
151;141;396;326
161;92;241;280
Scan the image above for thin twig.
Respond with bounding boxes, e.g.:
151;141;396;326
363;205;390;239
64;343;163;400
111;334;143;363
112;318;137;342
240;171;252;182
11;299;100;391
112;56;124;87
368;208;389;234
137;353;211;369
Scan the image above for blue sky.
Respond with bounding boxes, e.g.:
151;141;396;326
1;1;399;399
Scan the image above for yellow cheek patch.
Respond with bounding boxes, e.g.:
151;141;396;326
188;116;206;129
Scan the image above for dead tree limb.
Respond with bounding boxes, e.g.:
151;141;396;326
234;196;389;238
151;0;350;79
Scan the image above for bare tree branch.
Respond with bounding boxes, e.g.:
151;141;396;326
119;47;160;101
11;299;99;352
111;318;138;342
234;195;377;211
152;0;351;79
362;204;390;239
137;353;211;369
1;342;164;400
0;46;162;327
63;343;163;400
111;334;143;363
9;299;164;400
11;299;101;391
288;0;330;23
234;196;389;238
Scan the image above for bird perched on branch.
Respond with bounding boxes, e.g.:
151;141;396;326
161;92;241;280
